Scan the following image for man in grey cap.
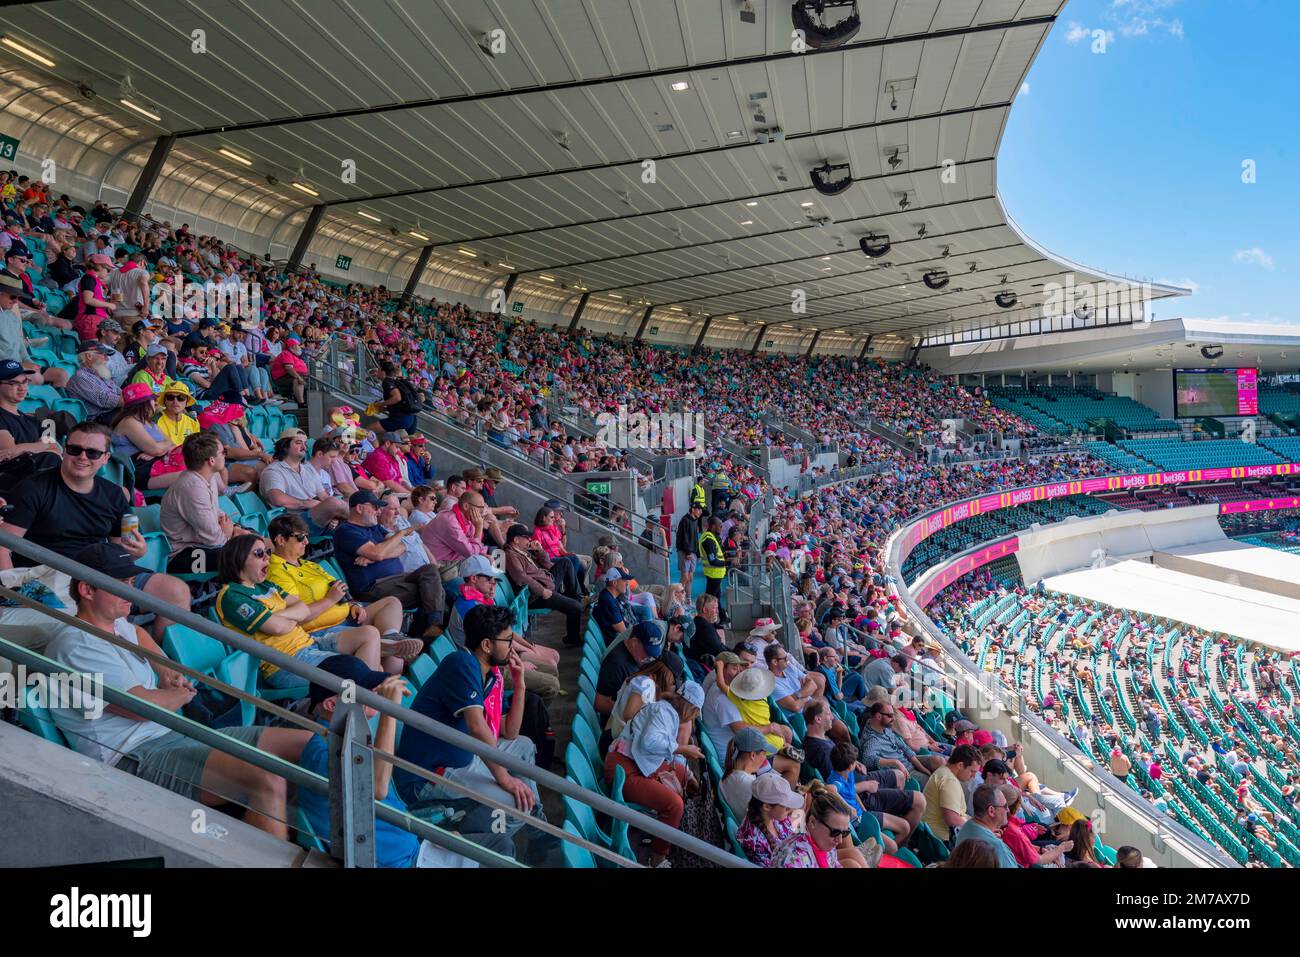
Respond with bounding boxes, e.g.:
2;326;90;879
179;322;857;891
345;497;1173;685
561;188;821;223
66;339;123;420
95;317;133;384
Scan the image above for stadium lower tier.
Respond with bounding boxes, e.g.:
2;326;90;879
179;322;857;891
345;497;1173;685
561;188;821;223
930;574;1300;868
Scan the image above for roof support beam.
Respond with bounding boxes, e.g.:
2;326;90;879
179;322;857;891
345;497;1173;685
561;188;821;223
499;272;520;309
174;16;1053;140
287;203;325;273
694;316;714;349
553;193;999;291
859;334;874;359
751;324;769;353
568;291;592;331
805;330;822;357
633;305;654;341
321;102;1009;213
401;244;435;305
417;158;989;251
122;134;175;223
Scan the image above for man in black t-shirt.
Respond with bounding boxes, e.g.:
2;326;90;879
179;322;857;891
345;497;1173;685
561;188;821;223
376;360;418;433
0;360;61;492
0;420;192;640
687;592;727;664
593;620;685;720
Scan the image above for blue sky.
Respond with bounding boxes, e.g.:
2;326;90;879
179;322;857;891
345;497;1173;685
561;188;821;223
998;0;1296;326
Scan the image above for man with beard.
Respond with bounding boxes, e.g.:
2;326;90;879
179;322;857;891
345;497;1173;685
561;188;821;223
65;339;123;421
393;603;545;856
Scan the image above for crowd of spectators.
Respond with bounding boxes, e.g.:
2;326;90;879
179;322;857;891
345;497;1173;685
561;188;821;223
0;178;1191;870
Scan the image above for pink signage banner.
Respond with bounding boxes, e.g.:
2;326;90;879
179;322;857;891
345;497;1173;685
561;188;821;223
915;538;1019;608
898;462;1300;564
1220;496;1300;515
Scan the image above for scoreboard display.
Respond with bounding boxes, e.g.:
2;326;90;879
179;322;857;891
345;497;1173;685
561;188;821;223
1173;368;1258;418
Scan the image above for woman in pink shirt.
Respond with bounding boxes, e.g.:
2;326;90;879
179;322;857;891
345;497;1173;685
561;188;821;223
532;505;586;598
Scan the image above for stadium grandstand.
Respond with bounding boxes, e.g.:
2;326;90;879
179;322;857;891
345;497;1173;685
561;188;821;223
0;0;1293;890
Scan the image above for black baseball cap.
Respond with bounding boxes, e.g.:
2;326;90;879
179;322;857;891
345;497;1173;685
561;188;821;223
71;543;151;580
308;653;391;708
349;490;382;508
0;359;27;382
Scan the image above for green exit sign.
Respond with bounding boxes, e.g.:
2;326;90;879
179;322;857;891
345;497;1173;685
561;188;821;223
511;301;524;314
585;481;611;495
764;339;774;348
0;134;19;162
335;255;352;271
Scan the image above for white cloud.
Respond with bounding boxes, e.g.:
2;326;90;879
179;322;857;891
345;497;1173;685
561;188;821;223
1104;0;1186;40
1233;248;1276;270
1064;21;1090;44
1019;81;1030;96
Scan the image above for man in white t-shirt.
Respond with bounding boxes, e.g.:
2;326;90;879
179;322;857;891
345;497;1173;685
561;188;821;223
46;542;315;839
701;651;746;757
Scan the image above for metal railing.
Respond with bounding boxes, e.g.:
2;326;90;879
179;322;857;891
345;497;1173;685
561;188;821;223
308;339;669;565
0;529;748;869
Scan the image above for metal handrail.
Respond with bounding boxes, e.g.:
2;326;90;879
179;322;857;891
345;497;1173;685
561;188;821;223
309;340;670;560
0;636;521;869
0;529;749;868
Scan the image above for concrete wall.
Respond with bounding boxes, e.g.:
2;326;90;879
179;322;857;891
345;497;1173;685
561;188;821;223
0;723;329;868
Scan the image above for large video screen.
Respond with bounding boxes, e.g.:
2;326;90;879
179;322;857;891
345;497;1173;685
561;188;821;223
1173;368;1258;418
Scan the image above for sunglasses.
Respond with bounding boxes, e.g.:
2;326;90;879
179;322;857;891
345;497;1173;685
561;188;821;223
164;394;188;402
286;532;308;542
64;443;107;461
815;818;853;839
250;548;268;559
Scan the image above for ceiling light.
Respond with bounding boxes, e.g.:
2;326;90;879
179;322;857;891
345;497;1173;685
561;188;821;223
745;201;759;207
119;98;162;122
498;261;515;269
727;130;744;138
1;36;55;68
356;209;382;223
218;147;252;167
670;81;690;92
408;230;430;241
669;306;683;312
608;294;622;300
820;256;832;261
291;181;320;196
457;248;476;257
800;201;814;208
539;275;555;282
740;220;753;225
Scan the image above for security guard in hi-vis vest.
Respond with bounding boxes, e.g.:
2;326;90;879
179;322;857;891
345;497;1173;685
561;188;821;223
690;477;708;512
698;515;729;598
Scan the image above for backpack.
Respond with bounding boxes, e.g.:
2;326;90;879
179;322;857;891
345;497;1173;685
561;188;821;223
391;377;422;415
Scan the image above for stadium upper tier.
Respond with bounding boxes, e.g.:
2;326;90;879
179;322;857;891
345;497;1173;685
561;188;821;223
990;387;1180;436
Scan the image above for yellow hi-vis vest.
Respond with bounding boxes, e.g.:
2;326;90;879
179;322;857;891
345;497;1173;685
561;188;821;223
690;482;708;510
699;531;727;579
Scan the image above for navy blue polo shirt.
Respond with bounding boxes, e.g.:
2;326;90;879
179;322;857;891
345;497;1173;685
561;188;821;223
394;649;496;801
594;588;625;646
333;521;403;595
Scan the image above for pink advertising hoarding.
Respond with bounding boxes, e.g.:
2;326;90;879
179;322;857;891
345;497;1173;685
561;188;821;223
898;462;1300;565
914;538;1019;607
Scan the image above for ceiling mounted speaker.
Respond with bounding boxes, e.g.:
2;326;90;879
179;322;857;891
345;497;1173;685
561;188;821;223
922;269;949;290
791;1;861;49
994;291;1018;309
809;161;852;196
1201;344;1224;360
859;233;890;258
